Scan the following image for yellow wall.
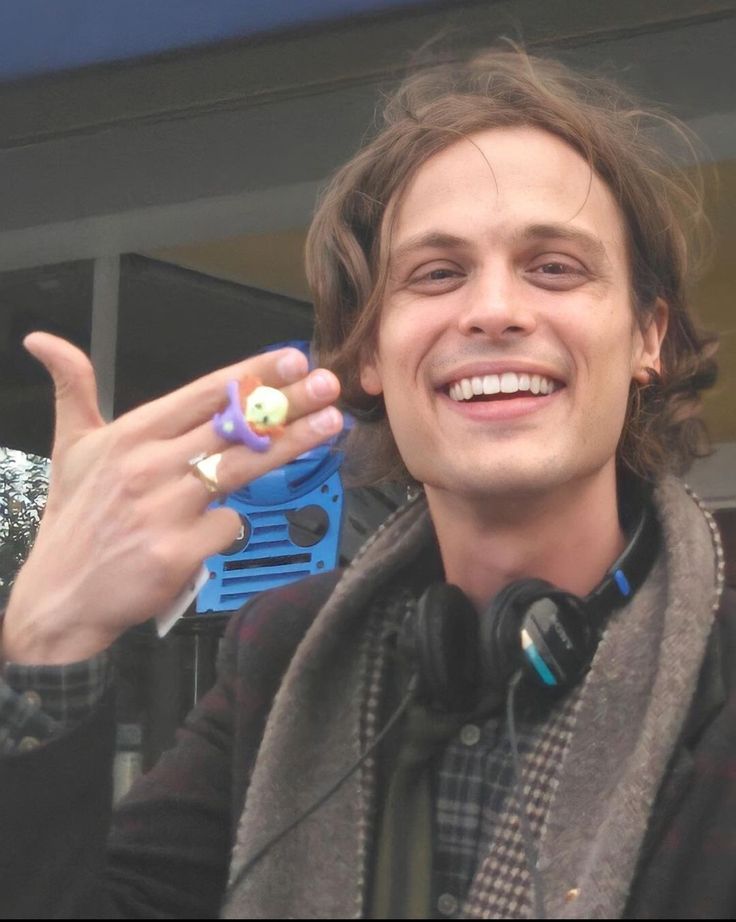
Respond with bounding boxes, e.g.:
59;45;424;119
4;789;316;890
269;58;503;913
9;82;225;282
696;159;736;442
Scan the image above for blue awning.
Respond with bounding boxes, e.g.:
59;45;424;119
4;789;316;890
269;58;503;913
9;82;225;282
0;0;438;83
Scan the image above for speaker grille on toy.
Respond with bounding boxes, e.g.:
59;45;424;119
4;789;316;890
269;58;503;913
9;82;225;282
196;470;344;612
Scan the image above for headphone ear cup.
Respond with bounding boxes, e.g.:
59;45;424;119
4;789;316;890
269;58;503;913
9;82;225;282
399;583;480;712
479;578;557;692
481;578;599;693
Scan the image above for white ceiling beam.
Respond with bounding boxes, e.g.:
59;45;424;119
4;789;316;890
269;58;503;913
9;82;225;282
0;180;322;273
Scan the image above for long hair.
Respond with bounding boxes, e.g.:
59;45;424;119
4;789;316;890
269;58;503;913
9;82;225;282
306;47;718;484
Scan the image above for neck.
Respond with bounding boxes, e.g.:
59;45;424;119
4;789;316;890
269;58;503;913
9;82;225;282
424;465;626;612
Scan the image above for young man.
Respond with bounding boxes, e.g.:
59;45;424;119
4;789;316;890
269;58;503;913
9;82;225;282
0;48;732;919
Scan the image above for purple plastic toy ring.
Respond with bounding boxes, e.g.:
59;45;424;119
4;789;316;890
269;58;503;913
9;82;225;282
213;380;272;452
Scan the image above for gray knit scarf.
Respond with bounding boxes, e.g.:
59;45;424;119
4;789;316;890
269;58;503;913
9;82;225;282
222;477;723;919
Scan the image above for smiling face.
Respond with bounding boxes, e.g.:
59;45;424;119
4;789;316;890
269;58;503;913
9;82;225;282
360;126;666;503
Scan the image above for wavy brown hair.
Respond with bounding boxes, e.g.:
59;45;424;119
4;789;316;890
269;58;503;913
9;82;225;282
306;46;718;485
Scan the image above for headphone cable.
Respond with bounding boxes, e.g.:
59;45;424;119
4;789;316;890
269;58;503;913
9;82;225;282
224;675;418;902
506;670;547;920
228;671;549;916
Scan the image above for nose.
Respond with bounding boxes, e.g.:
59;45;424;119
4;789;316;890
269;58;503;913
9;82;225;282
456;268;536;340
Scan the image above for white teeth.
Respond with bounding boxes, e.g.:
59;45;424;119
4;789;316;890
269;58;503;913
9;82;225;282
500;372;519;393
447;372;558;401
483;374;500;395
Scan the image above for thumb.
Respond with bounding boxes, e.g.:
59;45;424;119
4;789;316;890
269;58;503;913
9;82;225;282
24;332;105;444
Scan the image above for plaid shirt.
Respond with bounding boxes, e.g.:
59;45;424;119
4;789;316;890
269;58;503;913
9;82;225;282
0;654;110;755
436;716;518;909
433;695;560;918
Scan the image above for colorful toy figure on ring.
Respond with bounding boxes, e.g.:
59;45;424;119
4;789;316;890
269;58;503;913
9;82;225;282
213;377;289;452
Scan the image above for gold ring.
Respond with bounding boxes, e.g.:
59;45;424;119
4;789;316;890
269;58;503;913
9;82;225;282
188;452;223;494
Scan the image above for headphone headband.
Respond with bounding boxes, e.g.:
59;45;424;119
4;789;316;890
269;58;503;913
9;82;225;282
585;490;660;619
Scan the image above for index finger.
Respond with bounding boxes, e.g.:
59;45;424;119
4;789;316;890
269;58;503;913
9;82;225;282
118;348;310;441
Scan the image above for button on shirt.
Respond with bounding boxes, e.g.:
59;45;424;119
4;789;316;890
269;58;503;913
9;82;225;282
459;723;482;747
433;710;543;914
437;891;459;916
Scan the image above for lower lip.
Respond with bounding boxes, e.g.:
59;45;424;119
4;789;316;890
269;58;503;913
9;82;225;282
439;388;563;421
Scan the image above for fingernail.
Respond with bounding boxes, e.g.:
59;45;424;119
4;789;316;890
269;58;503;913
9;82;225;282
276;350;307;383
309;406;342;436
307;371;337;400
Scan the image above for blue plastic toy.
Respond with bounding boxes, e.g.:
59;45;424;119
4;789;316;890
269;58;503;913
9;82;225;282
196;341;350;614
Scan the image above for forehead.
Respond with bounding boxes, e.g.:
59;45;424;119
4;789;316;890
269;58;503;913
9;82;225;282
388;126;628;261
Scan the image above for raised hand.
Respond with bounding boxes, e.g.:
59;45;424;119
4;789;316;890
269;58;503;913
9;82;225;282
1;333;342;665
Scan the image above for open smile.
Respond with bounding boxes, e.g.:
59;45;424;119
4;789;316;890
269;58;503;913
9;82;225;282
446;371;564;402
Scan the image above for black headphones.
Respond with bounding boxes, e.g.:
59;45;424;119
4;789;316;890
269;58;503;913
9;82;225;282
397;493;661;712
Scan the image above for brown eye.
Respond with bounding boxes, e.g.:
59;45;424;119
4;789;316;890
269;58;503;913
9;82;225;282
540;262;572;274
407;262;465;292
533;261;584;276
526;257;588;289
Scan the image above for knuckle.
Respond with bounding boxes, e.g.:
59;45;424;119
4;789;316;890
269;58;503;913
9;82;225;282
146;538;183;587
73;359;96;390
57;358;94;397
117;453;158;498
111;417;146;451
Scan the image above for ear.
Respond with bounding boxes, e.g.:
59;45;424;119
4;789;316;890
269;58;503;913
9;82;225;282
632;298;669;384
360;357;383;396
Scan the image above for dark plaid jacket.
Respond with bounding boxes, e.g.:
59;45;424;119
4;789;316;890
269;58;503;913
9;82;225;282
1;573;735;919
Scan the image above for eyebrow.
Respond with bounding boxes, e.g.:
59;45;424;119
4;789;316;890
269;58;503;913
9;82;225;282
519;223;610;264
389;231;469;266
389;223;611;266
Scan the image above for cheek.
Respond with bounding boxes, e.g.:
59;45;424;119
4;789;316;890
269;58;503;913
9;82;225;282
381;297;447;359
580;331;639;433
372;315;422;386
562;312;637;424
574;303;639;373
